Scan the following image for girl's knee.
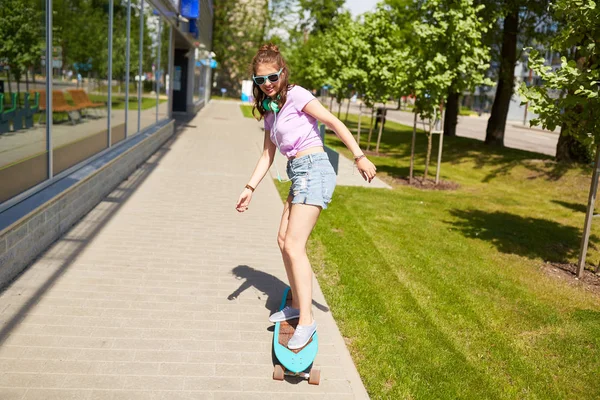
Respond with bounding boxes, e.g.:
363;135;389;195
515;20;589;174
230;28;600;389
277;233;286;252
282;238;304;260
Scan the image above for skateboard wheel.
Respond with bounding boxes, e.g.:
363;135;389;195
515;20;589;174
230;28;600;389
308;368;320;385
273;364;285;381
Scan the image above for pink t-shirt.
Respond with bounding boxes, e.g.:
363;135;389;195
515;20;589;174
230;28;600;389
263;85;323;158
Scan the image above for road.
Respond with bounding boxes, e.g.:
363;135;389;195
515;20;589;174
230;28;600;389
341;102;558;157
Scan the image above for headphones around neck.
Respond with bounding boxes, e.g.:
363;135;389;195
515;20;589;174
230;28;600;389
263;97;279;113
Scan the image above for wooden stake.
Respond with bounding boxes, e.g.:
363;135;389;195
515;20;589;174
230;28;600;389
409;112;417;184
577;144;600;278
435;102;445;185
357;104;362;147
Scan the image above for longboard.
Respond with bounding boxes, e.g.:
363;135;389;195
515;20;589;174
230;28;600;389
272;287;320;384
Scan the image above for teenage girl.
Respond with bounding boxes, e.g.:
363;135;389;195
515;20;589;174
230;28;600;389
235;44;377;349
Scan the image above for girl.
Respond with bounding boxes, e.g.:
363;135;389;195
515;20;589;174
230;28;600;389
235;44;377;350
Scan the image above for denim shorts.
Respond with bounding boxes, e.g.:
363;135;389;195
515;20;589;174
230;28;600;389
286;152;337;209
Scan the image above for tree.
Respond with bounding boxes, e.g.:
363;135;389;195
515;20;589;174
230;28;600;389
317;13;365;118
53;0;106;81
212;0;269;96
286;11;367;140
0;0;43;103
298;0;345;34
285;34;327;90
519;0;599;276
477;0;551;147
384;0;427;107
406;0;492;182
358;6;406;153
436;0;494;137
520;0;598;162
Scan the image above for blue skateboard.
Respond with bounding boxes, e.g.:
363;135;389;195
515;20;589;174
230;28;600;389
272;287;321;384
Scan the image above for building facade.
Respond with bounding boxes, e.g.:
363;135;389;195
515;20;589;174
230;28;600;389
0;0;214;286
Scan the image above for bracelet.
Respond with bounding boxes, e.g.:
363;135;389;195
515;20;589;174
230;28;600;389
354;154;366;163
245;184;255;192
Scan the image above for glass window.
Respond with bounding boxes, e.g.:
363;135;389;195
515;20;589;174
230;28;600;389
0;0;48;203
153;17;161;123
158;22;169;121
110;0;129;146
51;0;110;175
128;0;141;137
139;1;156;132
193;49;207;104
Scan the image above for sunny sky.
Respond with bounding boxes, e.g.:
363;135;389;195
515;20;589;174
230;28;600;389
344;0;381;17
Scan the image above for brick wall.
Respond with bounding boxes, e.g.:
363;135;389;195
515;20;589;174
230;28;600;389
0;121;175;289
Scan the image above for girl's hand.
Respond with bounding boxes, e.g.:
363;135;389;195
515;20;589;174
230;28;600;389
236;188;253;212
356;157;377;183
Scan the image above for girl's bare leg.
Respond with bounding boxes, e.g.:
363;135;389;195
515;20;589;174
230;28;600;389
281;203;321;325
277;195;298;308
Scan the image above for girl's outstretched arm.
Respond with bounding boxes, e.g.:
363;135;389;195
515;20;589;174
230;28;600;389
303;100;377;182
236;129;277;212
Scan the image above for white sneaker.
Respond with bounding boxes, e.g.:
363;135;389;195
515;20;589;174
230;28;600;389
269;306;300;323
287;320;317;350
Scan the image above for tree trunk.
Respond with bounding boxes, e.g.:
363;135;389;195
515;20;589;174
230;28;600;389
7;70;12;97
556;128;593;163
345;97;351;122
375;108;385;154
485;10;519;147
357;107;362;146
337;99;342;119
16;79;21;107
329;96;334;111
367;109;375;151
444;91;460;137
555;52;594;164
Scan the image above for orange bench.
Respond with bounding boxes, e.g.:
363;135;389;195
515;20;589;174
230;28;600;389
32;90;84;124
67;89;105;112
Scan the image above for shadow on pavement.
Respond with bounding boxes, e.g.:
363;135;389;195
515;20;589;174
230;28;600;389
227;265;329;314
0;114;195;345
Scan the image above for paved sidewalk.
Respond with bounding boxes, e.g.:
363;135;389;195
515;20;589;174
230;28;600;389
0;101;370;399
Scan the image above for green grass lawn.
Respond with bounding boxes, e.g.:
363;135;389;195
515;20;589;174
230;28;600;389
240;104;255;118
273;114;600;399
88;94;166;110
459;107;479;116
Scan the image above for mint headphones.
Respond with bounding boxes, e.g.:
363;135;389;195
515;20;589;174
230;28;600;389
263;97;279;113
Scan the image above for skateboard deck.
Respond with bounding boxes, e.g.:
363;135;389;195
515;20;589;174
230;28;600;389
272;287;320;384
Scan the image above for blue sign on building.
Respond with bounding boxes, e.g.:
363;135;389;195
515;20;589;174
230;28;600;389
180;0;199;19
197;59;218;69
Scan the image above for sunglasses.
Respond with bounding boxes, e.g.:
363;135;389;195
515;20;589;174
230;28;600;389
253;68;283;85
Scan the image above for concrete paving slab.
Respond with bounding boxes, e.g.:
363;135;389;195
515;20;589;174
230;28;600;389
0;100;370;399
